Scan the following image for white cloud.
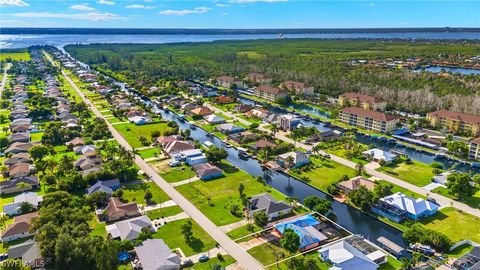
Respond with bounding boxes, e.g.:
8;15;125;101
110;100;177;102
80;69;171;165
216;3;231;7
70;4;97;11
10;11;124;21
97;0;115;5
221;12;228;16
229;0;286;3
0;0;29;7
126;4;155;9
368;3;375;6
159;6;210;16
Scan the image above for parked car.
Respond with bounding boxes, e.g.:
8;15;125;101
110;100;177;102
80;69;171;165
169;160;181;167
181;259;193;267
198;254;209;262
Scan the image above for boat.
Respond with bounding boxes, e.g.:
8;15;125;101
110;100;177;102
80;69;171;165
409;243;435;256
238;147;250;159
206;133;214;137
189;123;196;130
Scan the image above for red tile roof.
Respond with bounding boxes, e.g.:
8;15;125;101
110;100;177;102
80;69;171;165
340;92;384;104
427;110;480;124
341;107;399;122
471;137;480;144
282;81;308;88
256;85;287;95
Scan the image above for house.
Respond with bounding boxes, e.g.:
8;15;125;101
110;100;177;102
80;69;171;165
214;96;235;104
245;108;269;119
8;132;30;143
362;148;398;164
86;179;121;197
427;110;480;136
248;193;291;221
276;151;310;168
245;73;272;85
74;144;96;155
5;142;33;154
452;246;480;270
216;76;244;88
156;135;183;147
250;139;276;151
228;131;256;144
192;163;223;180
468;137;480;160
307;130;342;143
204;114;227;124
432;171;454;185
74;153;102;175
128;116;150;125
378;192;439;221
337;176;377;194
253;85;289;102
164;141;195;156
3;192;43;216
339;107;400;133
172;149;208;166
1;212;39;242
339;92;387;111
4;153;31;166
234;104;253;113
319;236;386;270
274;214;328;251
106;215;154;241
134;239;181;270
216;123;245;134
280;81;315;95
9;163;31;178
0;176;39;195
10;124;30;133
279;114;301;131
191;107;213;117
67;137;84;147
7;240;43;268
104;197;140;222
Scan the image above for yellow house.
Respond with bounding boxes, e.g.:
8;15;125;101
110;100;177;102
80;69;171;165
339;107;399;133
339;92;387;111
469;137;480;160
254;85;289;102
427;110;480;136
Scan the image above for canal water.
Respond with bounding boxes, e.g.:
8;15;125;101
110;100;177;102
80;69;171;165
414;66;480;75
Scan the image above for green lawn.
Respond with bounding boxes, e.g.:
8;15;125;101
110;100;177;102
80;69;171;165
0;51;30;61
184;255;236;270
448;243;474;258
122;182;170;206
376;180;426;199
30;132;44;142
267;252;329;270
89;218;107;238
114;122;175;148
146;206;183;220
227;224;262;240
432;186;480;209
176;161;286;226
289;156;357;192
159;165;196;183
420;207;480;243
138;148;161;159
378;256;403;270
248;241;289;266
152;218;216;256
378;159;434;187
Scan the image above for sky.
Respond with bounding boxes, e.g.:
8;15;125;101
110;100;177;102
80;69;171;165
0;0;479;29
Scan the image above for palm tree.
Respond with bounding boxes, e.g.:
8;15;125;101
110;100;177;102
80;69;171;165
312;144;322;156
355;163;364;176
16;182;31;192
0;214;8;229
286;156;295;168
268;124;278;137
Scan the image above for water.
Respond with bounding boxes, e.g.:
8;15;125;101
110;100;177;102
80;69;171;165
414;66;480;75
2;32;480;49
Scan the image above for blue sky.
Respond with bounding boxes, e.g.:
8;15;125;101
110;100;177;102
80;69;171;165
0;0;479;28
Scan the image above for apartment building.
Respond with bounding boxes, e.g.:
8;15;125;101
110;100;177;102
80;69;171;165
469;137;480;160
245;73;272;85
427;110;480;136
280;81;315;95
340;107;399;133
254;85;289;102
279;114;301;131
339;92;387;111
216;76;244;88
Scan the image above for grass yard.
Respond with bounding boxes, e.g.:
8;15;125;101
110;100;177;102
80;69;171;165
30;132;44;142
114;122;175;148
420;207;480;243
432;186;480;209
159;165;196;183
448;243;474;258
138;147;161;159
146;206;183;220
227;224;262;240
89;217;107;238
176;161;286;226
289;156;357;192
152;218;216;256
376;180;426;199
0;51;30;61
266;252;330;270
378;256;403;270
122;182;170;206
378;159;434;187
184;255;236;270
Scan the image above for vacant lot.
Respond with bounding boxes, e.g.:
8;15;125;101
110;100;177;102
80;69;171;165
0;51;30;61
114;122;175;148
122;182;170;206
378;159;434;187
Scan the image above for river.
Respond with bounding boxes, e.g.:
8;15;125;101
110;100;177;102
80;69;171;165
414;66;480;75
2;31;480;49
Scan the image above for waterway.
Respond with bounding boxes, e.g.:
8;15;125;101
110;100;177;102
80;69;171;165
414;66;480;75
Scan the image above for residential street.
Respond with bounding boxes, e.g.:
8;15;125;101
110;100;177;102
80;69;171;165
0;63;12;95
55;63;263;270
205;103;480;217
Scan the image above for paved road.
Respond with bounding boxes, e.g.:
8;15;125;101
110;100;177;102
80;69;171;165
53;60;261;270
0;63;12;96
206;104;480;217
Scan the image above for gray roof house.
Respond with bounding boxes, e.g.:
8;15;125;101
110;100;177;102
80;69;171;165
8;132;30;143
86;179;121;197
0;176;39;195
248;193;292;221
216;123;245;134
134;239;181;270
3;192;43;216
106;216;154;241
8;240;42;267
5;142;33;154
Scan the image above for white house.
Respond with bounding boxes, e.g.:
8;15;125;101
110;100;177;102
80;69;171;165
3;192;43;216
362;148;398;164
204;114;226;124
380;192;439;220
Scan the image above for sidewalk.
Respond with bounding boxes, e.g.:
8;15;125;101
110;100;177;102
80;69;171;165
219;220;248;233
171;177;200;187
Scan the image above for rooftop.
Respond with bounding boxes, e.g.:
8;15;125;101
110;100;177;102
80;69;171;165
341;107;399;122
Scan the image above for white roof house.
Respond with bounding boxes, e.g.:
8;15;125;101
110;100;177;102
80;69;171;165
432;171;454;185
381;192;439;219
362;148;398;163
3;192;43;216
319;239;379;270
106;216;154;241
134;239;180;270
204;114;226;124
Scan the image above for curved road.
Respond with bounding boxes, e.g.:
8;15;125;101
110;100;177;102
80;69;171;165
46;53;262;270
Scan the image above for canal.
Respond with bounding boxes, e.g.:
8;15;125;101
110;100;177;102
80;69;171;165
414;66;480;75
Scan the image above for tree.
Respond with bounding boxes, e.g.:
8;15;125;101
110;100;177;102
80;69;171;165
205;146;228;163
303;195;324;210
446;141;469;157
144;191;153;204
181;220;194;243
16;182;31;192
238;183;245;196
372;183;393;202
229;204;241;217
29;144;51;161
355;163;364;176
18;202;35;215
313;200;332;215
348;185;373;211
446;173;473;199
280;228;300;254
253;211;268;228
